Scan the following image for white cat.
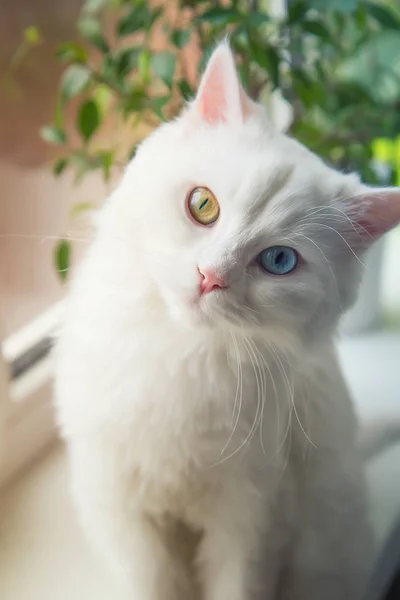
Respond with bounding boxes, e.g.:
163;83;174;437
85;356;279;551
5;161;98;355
54;42;400;600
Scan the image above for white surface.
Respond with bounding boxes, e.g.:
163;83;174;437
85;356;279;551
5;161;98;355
338;332;400;420
0;446;126;600
0;333;399;600
338;332;400;547
382;228;400;315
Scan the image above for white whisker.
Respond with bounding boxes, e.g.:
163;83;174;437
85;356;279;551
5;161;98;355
309;222;366;266
271;343;316;450
219;331;243;456
247;338;267;458
263;343;293;467
213;336;261;465
0;233;90;244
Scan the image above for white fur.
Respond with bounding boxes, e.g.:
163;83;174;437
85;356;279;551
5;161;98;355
54;43;400;599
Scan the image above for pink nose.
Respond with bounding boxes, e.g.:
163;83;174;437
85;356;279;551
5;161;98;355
198;268;228;295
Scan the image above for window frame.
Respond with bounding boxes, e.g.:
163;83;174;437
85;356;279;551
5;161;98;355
1;303;61;487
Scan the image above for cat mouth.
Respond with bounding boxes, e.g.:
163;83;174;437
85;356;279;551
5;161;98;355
198;287;228;305
195;287;231;318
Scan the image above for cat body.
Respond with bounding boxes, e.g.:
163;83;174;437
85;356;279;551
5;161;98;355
56;301;369;599
55;43;400;600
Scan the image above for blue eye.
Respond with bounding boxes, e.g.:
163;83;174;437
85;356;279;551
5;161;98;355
258;246;299;275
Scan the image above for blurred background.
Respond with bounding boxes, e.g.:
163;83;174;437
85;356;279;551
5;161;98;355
0;0;399;599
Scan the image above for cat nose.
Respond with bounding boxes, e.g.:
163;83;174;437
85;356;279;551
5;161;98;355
198;268;228;295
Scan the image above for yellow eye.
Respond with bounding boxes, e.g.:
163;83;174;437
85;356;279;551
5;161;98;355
188;187;220;226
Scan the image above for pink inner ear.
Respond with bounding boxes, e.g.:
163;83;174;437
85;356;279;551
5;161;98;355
356;212;391;240
195;42;254;124
350;188;400;245
356;218;385;240
198;60;228;123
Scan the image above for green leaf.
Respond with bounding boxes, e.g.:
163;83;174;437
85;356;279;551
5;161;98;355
24;26;42;46
170;28;191;49
78;99;101;142
292;70;326;108
337;30;400;105
355;3;368;29
151;52;176;89
40;125;67;145
150;5;164;25
248;41;268;70
100;54;115;85
356;4;368;29
303;20;331;40
97;150;114;181
116;47;141;78
249;43;280;88
60;64;91;103
291;121;324;148
117;5;150;36
198;47;212;75
365;2;400;30
246;12;270;27
308;0;358;12
148;96;170;121
55;240;71;282
94;84;113;116
53;157;68;175
71;201;95;218
138;49;151;83
197;7;242;25
57;42;88;63
237;63;250;91
78;16;109;52
102;47;141;85
264;48;280;89
121;87;147;115
287;0;308;24
178;79;194;101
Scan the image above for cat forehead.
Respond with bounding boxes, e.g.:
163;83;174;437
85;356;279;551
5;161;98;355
143;116;332;190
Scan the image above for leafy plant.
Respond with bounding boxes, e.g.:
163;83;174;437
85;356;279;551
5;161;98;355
37;0;400;278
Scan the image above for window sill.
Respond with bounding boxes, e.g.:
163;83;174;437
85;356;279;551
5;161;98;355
1;303;62;487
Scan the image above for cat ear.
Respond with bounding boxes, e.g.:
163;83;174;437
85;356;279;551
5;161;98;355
340;186;400;249
194;41;254;124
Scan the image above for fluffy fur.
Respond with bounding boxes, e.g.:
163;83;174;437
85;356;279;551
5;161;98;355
54;42;400;600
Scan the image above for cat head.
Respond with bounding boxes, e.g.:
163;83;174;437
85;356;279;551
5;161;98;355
107;42;400;346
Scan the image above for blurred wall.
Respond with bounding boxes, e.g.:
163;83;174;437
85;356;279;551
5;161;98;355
0;0;105;337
